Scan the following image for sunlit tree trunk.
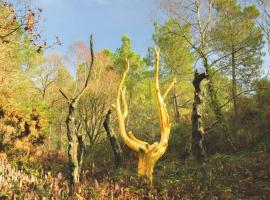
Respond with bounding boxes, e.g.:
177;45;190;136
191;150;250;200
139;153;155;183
138;152;156;183
113;49;175;184
172;87;181;124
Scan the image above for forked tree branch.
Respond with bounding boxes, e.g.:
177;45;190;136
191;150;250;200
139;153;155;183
113;48;175;160
59;89;69;101
59;34;95;102
75;33;95;100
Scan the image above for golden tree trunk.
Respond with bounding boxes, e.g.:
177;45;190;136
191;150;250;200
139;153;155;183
113;48;175;184
138;153;156;183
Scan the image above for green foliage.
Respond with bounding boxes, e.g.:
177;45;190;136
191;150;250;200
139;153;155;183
168;123;191;159
211;0;264;86
114;35;145;72
153;18;195;124
113;35;146;89
153;19;194;76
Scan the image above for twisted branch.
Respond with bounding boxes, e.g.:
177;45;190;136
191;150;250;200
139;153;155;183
113;49;175;160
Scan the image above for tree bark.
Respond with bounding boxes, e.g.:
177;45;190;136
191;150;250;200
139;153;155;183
77;131;85;176
173;87;181;124
103;110;123;167
138;152;156;183
65;101;80;185
66;101;87;186
60;34;94;187
113;50;174;184
191;71;207;162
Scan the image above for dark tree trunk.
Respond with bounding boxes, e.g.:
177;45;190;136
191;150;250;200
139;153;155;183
57;122;63;151
191;71;207;162
103;110;123;167
77;130;85;176
173;87;181;124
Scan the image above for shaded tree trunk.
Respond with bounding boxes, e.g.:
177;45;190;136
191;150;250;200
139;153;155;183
77;131;85;176
103;110;123;167
231;49;238;119
191;71;207;162
57;122;63;151
173;87;181;124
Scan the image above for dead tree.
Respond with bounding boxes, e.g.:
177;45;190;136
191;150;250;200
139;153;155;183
59;34;94;185
103;109;123;167
113;48;175;184
191;71;207;162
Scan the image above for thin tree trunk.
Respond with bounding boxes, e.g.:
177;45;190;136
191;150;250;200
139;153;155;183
173;87;181;124
191;71;207;162
103;110;123;167
57;122;63;151
48;124;52;150
77;131;85;176
231;49;238;119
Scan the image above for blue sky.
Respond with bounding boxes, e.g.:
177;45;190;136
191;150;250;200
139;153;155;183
33;0;160;57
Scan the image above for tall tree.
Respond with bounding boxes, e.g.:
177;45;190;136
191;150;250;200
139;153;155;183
113;49;175;184
211;0;264;119
255;0;270;54
59;34;94;186
157;0;238;159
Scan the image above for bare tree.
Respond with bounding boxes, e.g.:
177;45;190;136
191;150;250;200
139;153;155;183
0;1;60;52
59;34;94;186
77;91;108;148
113;48;175;184
191;71;207;161
33;54;64;100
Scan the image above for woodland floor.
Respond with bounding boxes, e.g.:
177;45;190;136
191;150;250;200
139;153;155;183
0;150;269;199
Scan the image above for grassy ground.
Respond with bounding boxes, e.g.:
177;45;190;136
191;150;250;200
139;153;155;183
0;150;269;199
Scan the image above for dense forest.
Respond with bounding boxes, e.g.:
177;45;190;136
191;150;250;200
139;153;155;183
0;0;270;199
